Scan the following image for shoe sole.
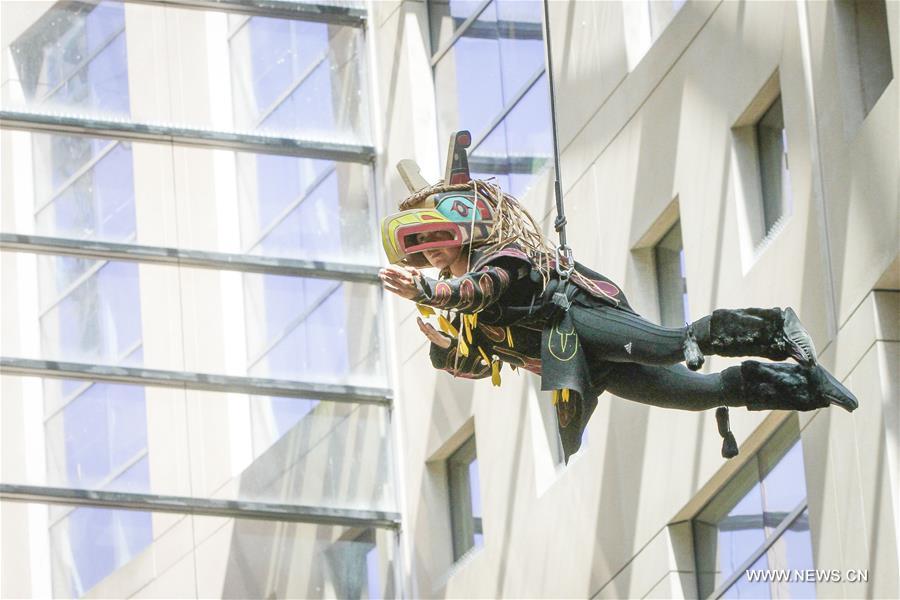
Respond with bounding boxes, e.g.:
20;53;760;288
784;307;817;366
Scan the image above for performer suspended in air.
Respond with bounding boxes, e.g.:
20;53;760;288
379;131;857;462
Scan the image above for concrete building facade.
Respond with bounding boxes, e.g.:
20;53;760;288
1;0;897;598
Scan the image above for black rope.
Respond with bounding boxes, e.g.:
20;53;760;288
542;0;569;252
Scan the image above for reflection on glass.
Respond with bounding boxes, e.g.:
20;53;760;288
767;509;815;599
230;15;369;142
51;502;152;597
470;458;484;549
429;0;490;52
723;553;770;599
654;222;689;328
46;382;148;489
40;261;142;366
448;436;481;560
756;96;791;235
18;500;395;599
761;440;807;533
244;275;384;384
5;376;394;510
433;0;551;198
469;74;552;199
238;156;377;264
8;1;130;117
694;419;812;599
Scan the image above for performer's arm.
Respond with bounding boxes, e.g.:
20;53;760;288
418;316;490;379
413;263;516;312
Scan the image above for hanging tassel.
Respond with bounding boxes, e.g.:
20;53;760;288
438;315;458;337
491;360;501;387
716;407;739;459
416;304;435;318
506;326;514;347
561;388;570;403
463;314;473;344
551;389;560;405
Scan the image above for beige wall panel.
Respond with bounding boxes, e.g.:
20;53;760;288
371;0;440;223
799;0;899;325
125;4;173;123
557;0;720;200
145;388;192;497
547;0;629;150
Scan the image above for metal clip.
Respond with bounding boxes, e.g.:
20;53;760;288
555;245;574;279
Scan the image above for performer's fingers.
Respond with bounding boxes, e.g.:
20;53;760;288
381;268;413;287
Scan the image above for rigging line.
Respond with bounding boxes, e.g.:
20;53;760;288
541;0;568;250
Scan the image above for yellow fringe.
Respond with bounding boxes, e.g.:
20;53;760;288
506;327;514;347
491;360;501;387
552;388;572;405
464;314;473;344
458;336;469;357
438;315;458;337
416;304;435;317
477;346;491;366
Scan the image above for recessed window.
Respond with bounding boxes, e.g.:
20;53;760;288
833;0;894;134
693;417;813;598
447;435;484;560
732;76;793;262
755;97;792;236
654;221;690;327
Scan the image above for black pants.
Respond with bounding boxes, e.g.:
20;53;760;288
570;304;733;410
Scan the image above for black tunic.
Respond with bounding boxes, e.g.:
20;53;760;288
414;246;638;461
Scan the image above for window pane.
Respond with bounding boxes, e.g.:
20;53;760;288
244;275;385;384
7;1;130;118
722;552;770;599
3;376;395;511
238;155;376;264
10;254;384;384
51;499;152;597
3;132;377;265
45;382;148;489
756;97;789;234
230;16;369;143
448;436;481;559
469;74;552;199
39;260;142;366
694;461;766;597
429;0;489;53
8;500;395;599
655;222;689;327
434;4;505;141
766;509;815;599
760;440;807;532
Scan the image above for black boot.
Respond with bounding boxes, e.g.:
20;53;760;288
685;307;817;371
721;360;858;412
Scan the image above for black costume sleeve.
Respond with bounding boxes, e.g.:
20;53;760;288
414;262;518;312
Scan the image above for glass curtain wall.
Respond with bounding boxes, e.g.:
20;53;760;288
1;1;395;598
429;0;552;199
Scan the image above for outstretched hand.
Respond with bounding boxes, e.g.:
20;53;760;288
417;316;452;349
379;265;422;300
